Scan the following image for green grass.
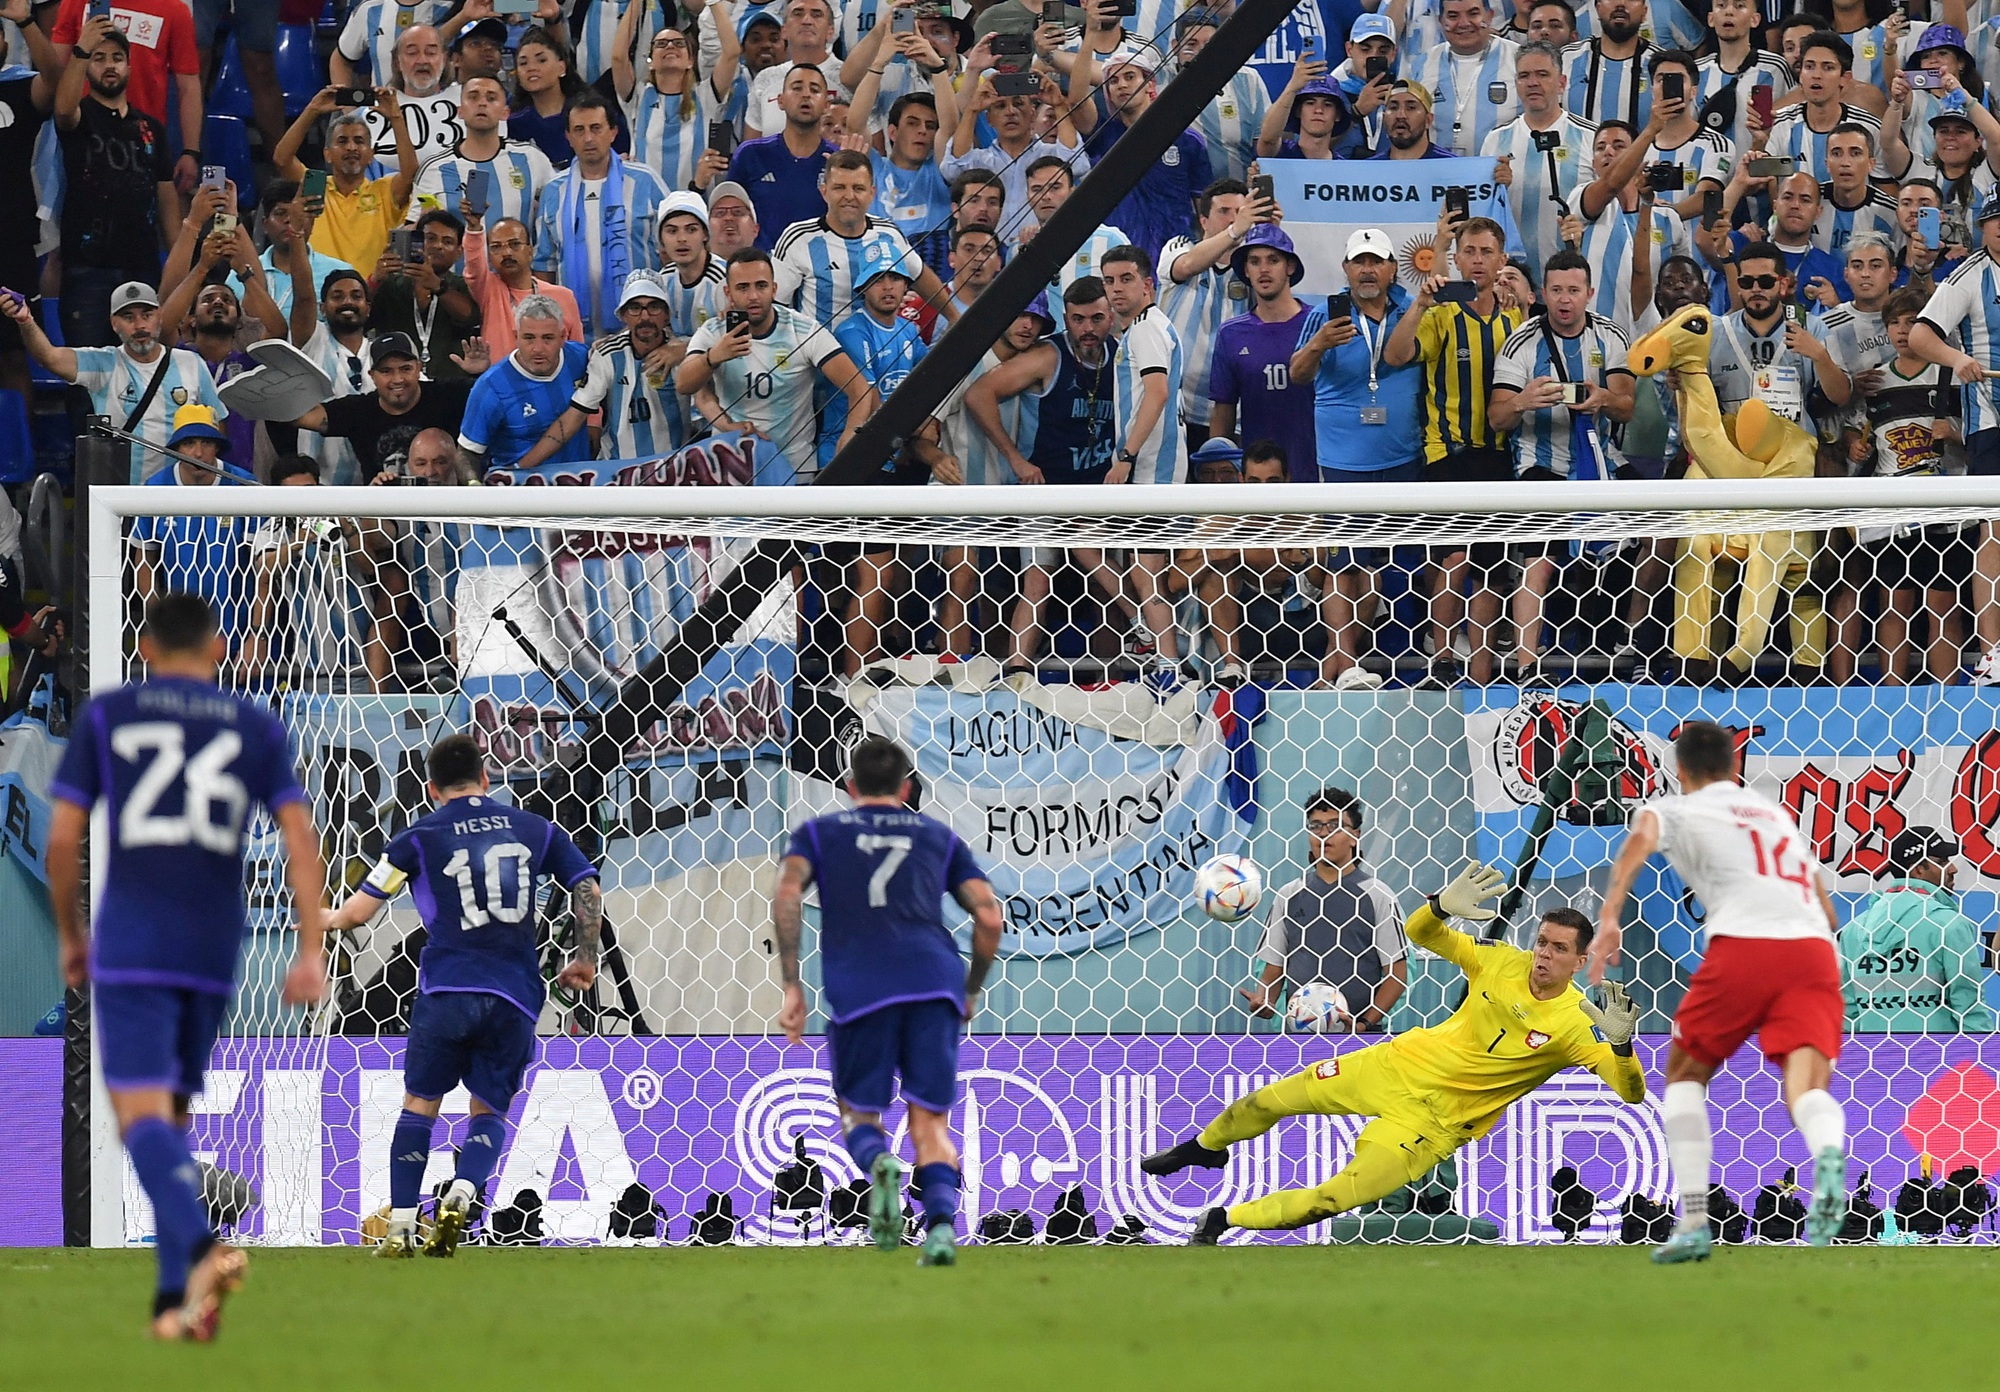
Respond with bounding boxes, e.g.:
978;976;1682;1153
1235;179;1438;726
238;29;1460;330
5;1244;1996;1390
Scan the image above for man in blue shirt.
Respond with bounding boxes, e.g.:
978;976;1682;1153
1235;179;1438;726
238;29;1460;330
1080;46;1213;266
458;295;594;473
1288;229;1425;689
831;257;940;675
726;63;840;250
133;405;259;644
774;735;1004;1267
326;734;600;1258
47;592;327;1341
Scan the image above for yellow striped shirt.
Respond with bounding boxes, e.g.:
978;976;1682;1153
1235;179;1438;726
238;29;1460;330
1414;301;1524;463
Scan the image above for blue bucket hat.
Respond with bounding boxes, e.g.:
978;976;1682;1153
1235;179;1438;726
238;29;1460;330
1230;223;1306;285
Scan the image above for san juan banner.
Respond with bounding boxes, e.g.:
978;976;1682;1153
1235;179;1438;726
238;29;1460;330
1264;156;1525;295
14;1034;1997;1248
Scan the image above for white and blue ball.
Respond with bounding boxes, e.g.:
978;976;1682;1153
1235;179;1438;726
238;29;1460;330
1286;981;1352;1033
1194;854;1263;923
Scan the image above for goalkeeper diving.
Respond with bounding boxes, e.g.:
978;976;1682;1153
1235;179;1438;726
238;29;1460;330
1145;863;1647;1242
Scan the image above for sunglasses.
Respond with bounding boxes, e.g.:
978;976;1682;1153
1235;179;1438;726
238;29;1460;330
1737;273;1782;290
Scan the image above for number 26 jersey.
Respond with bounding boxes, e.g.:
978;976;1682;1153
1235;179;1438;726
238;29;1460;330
1644;782;1832;943
360;794;598;1019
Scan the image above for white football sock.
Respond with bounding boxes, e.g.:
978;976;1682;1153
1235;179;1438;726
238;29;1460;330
391;1206;418;1227
1791;1089;1845;1158
1662;1081;1712;1233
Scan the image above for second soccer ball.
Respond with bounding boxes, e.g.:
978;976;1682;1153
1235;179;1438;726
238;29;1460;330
1194;854;1263;922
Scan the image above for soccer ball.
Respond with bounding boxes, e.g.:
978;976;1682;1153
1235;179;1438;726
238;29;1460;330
1194;854;1263;922
1287;981;1352;1033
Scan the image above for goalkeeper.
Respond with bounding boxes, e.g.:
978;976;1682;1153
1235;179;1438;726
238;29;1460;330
1145;863;1648;1242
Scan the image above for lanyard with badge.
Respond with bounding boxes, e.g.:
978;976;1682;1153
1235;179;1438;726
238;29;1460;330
1355;308;1389;425
1720;314;1802;421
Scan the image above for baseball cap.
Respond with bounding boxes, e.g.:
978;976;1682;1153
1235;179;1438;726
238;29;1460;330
452;17;508;48
1190;436;1245;471
1105;45;1159;74
1344;228;1396;260
370;331;421;364
110;281;158;315
1350;12;1396;44
1388;77;1433;111
166;403;227;447
1889;826;1958;873
616;271;668;309
1231;223;1305;285
738;6;781;38
707;180;755;214
661;189;710;229
1931;91;1978;129
1977;186;2000;223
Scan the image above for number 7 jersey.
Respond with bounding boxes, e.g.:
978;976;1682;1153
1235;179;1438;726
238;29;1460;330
1645;782;1833;943
359;794;598;1019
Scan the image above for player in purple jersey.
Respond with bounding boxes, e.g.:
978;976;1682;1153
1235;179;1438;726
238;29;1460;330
326;734;601;1258
46;593;327;1343
774;736;1003;1267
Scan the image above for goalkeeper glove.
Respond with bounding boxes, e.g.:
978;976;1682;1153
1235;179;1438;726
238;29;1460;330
1580;981;1639;1048
1429;860;1507;922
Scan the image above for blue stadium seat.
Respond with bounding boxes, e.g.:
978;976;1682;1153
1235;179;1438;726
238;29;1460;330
316;0;341;32
204;114;256;200
0;390;34;484
210;34;254;118
275;25;323;119
28;299;63;393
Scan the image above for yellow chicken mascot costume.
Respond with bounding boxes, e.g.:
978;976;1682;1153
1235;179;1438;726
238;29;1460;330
1626;304;1826;683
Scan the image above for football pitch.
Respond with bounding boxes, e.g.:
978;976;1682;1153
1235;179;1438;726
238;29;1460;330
5;1245;1996;1390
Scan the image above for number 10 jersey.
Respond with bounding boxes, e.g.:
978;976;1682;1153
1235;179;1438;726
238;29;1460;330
1645;782;1833;943
360;794;598;1019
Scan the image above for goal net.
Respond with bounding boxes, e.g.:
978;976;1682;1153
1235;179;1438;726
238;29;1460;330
87;470;2000;1249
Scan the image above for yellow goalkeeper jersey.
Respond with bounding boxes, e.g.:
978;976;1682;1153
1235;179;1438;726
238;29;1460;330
1380;904;1647;1141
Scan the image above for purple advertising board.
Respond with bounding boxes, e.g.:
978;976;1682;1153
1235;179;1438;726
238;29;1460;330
12;1035;2000;1247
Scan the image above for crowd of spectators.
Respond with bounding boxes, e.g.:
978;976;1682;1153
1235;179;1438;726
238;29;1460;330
11;0;2000;694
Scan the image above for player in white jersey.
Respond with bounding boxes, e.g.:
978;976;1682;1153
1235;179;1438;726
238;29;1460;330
1592;722;1848;1265
1482;41;1597;287
677;248;877;478
1156;181;1265;451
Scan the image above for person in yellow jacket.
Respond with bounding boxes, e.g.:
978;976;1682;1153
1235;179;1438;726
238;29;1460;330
1145;862;1648;1243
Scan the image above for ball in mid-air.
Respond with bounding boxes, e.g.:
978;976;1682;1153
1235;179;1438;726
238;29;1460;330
1195;854;1262;922
1287;981;1352;1033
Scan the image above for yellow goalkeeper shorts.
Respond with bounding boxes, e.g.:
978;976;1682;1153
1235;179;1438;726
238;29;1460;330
1269;1041;1453;1149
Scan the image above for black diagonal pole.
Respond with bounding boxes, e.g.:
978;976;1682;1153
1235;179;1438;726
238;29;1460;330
589;0;1298;761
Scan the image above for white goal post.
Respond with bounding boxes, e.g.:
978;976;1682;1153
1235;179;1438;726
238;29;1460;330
82;477;2000;1249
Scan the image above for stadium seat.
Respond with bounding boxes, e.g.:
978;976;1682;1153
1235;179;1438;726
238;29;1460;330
209;34;254;119
204;114;256;202
274;26;323;119
0;390;34;484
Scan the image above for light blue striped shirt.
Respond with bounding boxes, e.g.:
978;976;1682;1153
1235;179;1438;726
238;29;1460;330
73;347;228;484
1491;312;1631;478
1915;250;2000;436
574;333;683;458
625;81;726;195
1185;69;1271;184
412;142;557;235
335;0;449;86
1112;305;1186;485
1155;234;1246;426
938;347;1040;487
575;0;661;85
1481;114;1597;286
1562;38;1654;129
1578;200;1687;333
772;215;922;330
1765;104;1883;185
1694;52;1793;162
531;160;674;340
1406;38;1521;158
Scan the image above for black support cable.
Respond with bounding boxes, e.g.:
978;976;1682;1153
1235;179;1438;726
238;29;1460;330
586;0;1299;761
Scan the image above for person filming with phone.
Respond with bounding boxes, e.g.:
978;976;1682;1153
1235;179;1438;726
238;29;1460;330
1383;207;1525;687
273;84;419;277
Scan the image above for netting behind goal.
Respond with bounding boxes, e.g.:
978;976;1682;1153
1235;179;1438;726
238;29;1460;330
92;477;2000;1248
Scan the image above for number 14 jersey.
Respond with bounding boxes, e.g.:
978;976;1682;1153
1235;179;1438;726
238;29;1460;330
360;794;598;1019
1645;782;1832;943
